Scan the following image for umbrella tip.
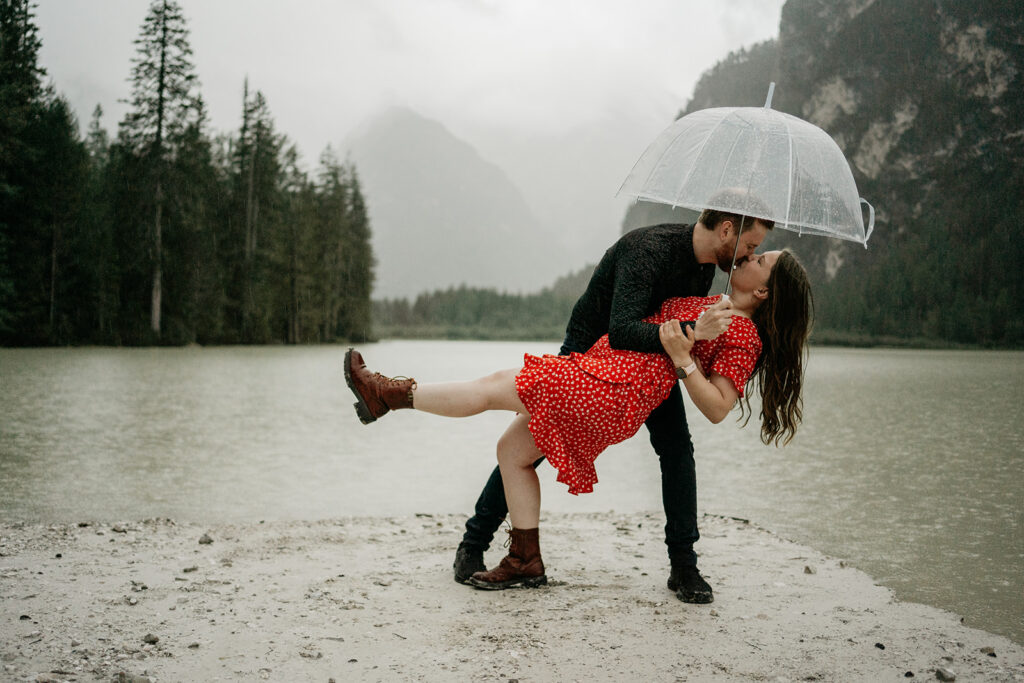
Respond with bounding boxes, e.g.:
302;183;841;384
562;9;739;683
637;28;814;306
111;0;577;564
764;82;776;109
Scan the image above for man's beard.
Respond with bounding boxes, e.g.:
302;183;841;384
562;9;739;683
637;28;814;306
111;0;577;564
715;241;741;272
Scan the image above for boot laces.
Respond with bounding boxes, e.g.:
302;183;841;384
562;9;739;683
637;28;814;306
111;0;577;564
370;372;416;389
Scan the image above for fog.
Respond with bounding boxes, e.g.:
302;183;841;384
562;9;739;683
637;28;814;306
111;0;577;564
36;0;786;291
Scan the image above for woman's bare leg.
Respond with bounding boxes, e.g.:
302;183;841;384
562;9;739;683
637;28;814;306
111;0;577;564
412;368;526;417
415;370;541;526
496;413;543;529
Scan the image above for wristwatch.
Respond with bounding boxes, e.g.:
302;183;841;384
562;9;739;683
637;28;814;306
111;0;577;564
675;362;698;379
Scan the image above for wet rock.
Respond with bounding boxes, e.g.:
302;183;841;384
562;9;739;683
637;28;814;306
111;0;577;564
875;642;885;650
142;633;159;644
198;533;213;545
112;673;152;683
904;673;914;678
19;614;30;620
935;668;956;681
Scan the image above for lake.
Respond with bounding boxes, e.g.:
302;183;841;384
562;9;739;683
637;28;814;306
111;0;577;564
0;342;1021;643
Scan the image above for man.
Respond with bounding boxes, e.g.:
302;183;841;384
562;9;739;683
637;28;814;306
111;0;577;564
453;207;772;603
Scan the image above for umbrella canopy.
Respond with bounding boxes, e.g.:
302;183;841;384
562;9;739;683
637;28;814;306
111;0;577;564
618;84;874;247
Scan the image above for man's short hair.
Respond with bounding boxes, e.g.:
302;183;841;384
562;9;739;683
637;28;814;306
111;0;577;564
698;188;775;231
698;208;775;232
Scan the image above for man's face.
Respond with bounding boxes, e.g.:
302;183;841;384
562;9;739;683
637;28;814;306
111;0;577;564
714;220;769;272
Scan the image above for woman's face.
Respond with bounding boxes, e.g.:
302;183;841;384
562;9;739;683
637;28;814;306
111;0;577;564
731;250;781;294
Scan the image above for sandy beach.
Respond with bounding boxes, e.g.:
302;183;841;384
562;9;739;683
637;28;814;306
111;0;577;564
1;512;1021;682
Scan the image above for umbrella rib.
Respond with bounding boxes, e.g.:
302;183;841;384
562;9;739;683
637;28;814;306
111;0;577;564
671;111;737;207
633;115;703;204
814;130;835;240
782;113;795;233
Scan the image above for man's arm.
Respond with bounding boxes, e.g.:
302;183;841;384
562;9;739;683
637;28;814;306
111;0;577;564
605;252;731;352
605;256;663;352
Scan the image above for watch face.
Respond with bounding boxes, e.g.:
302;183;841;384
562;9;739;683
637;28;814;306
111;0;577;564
675;366;688;379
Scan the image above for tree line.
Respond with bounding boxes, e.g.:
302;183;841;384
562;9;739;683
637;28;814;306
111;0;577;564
373;265;594;342
0;0;373;346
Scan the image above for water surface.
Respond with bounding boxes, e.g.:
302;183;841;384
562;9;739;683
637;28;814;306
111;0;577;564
0;342;1021;643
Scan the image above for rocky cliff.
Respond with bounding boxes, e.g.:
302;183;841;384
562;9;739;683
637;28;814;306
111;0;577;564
626;0;1023;345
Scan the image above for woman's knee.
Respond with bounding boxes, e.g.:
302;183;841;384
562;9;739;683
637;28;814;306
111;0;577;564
496;418;535;468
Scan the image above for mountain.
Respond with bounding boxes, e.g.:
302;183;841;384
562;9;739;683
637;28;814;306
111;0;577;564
624;0;1024;345
344;107;569;299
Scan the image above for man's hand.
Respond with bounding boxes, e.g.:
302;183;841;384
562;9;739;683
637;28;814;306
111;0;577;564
659;319;696;367
693;295;732;341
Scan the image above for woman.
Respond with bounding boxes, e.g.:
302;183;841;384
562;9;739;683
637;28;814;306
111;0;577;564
345;249;813;590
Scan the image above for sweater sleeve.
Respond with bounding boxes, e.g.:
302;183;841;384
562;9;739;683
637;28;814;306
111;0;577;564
605;249;664;353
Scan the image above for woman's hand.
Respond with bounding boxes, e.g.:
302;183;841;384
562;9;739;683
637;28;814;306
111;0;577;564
693;295;732;341
659;319;695;367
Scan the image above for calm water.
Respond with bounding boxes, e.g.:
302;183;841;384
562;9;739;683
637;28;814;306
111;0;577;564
1;342;1021;643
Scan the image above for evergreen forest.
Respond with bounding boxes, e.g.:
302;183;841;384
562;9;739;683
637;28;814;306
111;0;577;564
1;0;374;346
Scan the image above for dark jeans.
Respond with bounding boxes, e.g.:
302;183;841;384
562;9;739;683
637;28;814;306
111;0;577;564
460;338;700;567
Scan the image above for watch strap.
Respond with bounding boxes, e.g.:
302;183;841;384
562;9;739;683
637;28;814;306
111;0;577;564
675;362;698;379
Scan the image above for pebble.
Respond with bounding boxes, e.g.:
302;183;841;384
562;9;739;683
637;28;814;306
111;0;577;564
112;673;153;683
198;533;213;545
803;565;816;574
34;674;60;683
113;524;127;533
980;646;996;657
143;633;159;644
935;667;956;681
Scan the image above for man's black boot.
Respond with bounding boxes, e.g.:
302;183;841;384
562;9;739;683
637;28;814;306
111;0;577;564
453;542;486;584
668;559;714;604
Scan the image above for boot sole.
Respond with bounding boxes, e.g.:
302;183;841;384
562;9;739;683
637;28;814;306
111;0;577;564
675;588;714;604
344;348;377;425
467;574;547;590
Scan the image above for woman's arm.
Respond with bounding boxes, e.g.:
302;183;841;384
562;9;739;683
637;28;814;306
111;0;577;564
658;321;739;424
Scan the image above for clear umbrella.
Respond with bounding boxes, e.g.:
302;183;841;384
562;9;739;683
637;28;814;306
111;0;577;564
618;84;874;288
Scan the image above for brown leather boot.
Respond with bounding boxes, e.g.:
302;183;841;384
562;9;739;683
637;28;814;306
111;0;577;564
344;348;416;424
468;527;547;590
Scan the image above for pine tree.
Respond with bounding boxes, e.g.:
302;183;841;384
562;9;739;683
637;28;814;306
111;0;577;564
119;0;199;340
0;0;46;339
224;80;285;342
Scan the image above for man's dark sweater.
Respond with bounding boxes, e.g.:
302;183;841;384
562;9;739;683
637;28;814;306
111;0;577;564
564;223;716;354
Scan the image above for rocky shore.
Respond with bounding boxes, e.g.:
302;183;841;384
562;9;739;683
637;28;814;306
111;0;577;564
1;512;1021;682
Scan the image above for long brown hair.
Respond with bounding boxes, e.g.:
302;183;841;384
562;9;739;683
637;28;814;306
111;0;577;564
741;249;813;446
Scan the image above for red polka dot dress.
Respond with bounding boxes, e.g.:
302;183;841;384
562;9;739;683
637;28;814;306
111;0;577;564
515;295;761;495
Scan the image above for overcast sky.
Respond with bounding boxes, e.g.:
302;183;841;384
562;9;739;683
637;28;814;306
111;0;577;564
35;0;786;165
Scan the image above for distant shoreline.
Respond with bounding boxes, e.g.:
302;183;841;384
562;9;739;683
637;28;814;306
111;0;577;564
3;334;1023;350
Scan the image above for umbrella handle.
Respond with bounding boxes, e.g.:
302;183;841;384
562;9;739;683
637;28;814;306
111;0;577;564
860;198;875;247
